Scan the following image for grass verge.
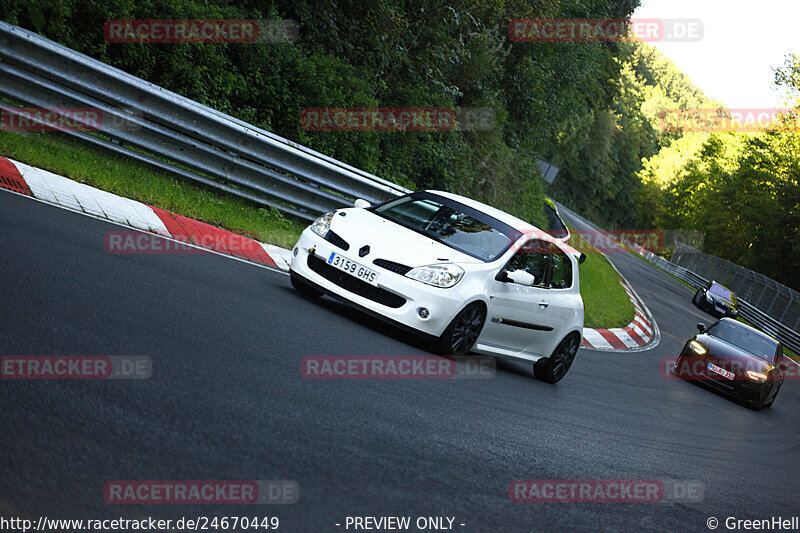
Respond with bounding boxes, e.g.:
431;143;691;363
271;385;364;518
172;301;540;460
0;130;306;249
568;226;636;329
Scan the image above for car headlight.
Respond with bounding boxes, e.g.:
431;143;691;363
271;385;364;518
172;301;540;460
746;362;773;381
406;263;464;288
689;340;707;355
310;212;335;237
746;370;768;381
705;294;713;303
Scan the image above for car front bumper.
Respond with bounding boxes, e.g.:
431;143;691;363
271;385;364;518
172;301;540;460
699;298;738;318
289;229;477;337
675;352;771;404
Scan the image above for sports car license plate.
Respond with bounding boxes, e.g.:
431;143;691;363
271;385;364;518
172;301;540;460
707;363;734;380
327;252;379;285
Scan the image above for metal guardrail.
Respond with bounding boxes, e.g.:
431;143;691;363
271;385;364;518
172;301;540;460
553;203;800;354
0;21;409;221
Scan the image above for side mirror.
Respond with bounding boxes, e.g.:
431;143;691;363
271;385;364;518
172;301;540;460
506;270;536;287
696;322;706;332
354;199;371;208
578;253;586;265
495;270;510;283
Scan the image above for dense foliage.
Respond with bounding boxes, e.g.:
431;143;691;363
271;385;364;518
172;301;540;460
637;53;800;290
546;41;721;227
1;0;642;227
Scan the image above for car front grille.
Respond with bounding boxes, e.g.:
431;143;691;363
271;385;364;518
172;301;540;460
372;258;413;275
324;230;349;251
307;254;406;309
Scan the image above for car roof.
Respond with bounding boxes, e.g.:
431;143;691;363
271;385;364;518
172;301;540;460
716;318;778;344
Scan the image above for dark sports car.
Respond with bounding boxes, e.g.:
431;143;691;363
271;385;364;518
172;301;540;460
674;318;789;409
692;281;738;318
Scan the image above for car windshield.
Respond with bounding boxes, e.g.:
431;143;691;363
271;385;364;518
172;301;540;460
707;321;777;361
373;192;521;262
708;283;734;301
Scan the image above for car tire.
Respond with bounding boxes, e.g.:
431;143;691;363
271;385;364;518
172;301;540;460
290;272;323;299
752;398;773;411
755;389;777;410
749;383;776;410
433;303;486;356
533;333;580;384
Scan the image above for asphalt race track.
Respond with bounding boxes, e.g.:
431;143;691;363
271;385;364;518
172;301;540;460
2;189;800;532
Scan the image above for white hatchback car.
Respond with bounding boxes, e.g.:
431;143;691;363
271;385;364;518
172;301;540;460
289;191;586;383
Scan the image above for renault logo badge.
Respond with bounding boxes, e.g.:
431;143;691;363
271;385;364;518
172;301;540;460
359;245;370;258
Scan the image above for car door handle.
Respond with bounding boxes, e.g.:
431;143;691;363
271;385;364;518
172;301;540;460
538;300;549;309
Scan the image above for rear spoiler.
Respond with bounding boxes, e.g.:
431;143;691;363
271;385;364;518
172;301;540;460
570;250;587;265
557;236;586;265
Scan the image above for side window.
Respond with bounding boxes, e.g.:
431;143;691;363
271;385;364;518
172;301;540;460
506;239;549;288
550;248;573;289
505;240;572;289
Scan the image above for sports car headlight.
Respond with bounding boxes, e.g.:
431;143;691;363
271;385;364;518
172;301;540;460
405;263;464;288
746;363;773;381
310;212;335;237
746;370;768;381
689;340;707;355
